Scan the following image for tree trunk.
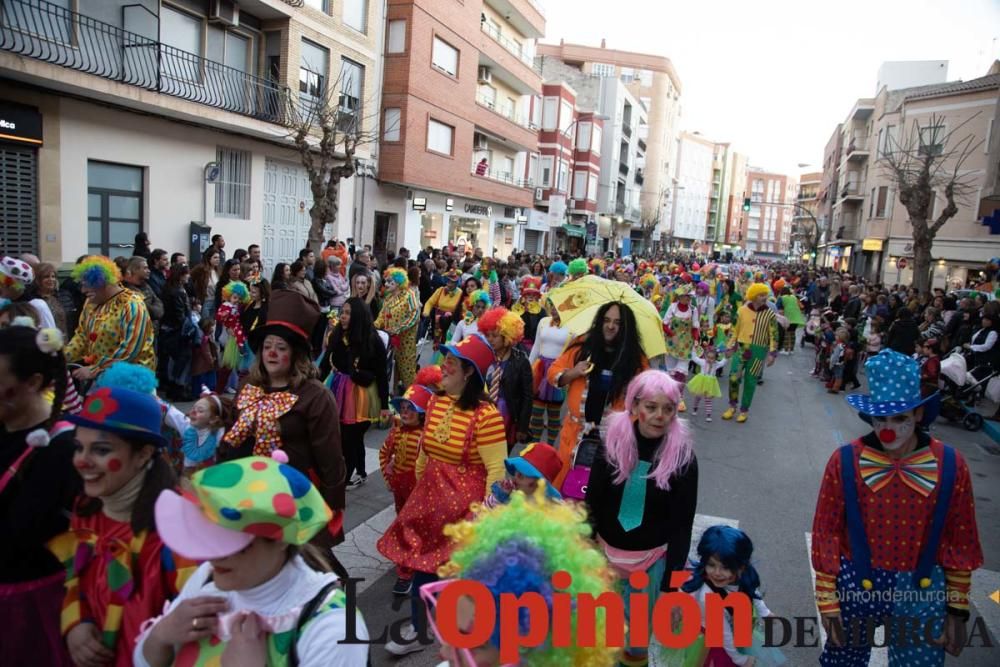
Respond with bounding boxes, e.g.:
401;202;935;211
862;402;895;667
307;180;340;251
911;224;934;292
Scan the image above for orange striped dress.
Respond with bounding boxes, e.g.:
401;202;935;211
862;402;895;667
376;394;507;573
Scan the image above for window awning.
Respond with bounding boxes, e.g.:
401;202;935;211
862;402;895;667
562;224;586;238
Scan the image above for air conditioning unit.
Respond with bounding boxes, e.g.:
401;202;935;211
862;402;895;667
534;188;544;200
209;0;239;27
473;133;489;150
477;66;492;84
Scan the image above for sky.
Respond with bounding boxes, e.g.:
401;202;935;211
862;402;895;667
541;0;1000;177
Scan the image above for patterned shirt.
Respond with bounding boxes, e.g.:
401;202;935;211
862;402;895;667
65;288;156;372
416;394;507;489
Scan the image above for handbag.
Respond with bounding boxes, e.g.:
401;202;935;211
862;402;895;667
560;431;602;500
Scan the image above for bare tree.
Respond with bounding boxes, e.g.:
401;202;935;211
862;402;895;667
880;113;982;292
791;216;823;266
286;69;382;251
638;206;660;257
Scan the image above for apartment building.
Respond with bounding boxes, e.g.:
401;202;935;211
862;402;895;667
980;63;1000;231
741;168;796;258
669;131;713;250
816;124;843;267
374;0;544;259
792;171;822;259
821;63;1000;285
536;40;681;246
721;149;748;252
0;0;380;271
596;78;648;254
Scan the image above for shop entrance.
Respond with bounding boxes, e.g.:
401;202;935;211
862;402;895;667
449;216;487;253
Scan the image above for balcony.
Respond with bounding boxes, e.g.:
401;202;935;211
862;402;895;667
635;169;644;185
471;165;533;189
0;0;291;125
484;0;545;38
838;181;864;204
845;137;869;162
475;93;537;134
480;21;534;68
619;161;630;176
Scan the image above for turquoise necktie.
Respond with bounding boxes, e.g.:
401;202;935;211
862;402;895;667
617;460;651;532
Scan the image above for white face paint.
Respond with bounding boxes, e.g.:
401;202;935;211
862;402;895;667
872;413;917;451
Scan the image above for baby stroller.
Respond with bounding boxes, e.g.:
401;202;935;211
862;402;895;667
802;308;822;348
938;349;995;431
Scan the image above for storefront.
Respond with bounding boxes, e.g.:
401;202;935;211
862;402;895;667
560;223;586;254
0;102;43;256
493;220;516;259
883;237;1000;289
523;210;551;255
420;212;446;249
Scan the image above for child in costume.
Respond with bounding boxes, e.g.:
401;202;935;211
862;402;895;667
688;346;727;421
828;328;849;393
381;366;442;596
662;284;700;412
918;337;942;398
713;310;734;352
483;441;563;509
422;488;618;667
181;389;227;475
652;525;785;667
527;299;570;445
189;316;218;397
694;280;716;340
214;280;251;393
511;275;544;348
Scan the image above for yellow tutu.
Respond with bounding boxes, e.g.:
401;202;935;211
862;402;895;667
687;372;722;398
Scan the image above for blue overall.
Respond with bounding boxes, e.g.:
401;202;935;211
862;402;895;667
819;444;956;667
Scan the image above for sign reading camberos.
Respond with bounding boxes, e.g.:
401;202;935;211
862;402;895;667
464;203;492;217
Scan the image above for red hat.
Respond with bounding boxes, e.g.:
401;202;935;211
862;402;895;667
440;333;495;382
520;275;542;297
444;268;461;282
505;443;562;499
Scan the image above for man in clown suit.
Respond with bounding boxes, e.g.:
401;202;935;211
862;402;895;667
811;350;983;666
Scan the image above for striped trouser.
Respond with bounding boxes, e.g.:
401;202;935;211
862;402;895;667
529;400;562;446
729;343;769;411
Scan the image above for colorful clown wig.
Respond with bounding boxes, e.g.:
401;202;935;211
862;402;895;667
589;257;606;275
384;266;409;290
745;282;770;302
93;361;158;394
603;369;693;490
475;258;498;285
478;306;525;345
221;280;251;305
413;364;444;391
639;273;657;290
567;257;588;277
439;491;618;667
548;260;568;276
71;255;121;290
469;289;492;307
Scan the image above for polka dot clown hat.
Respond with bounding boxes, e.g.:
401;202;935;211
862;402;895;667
846;350;937;417
0;256;33;290
154;453;333;560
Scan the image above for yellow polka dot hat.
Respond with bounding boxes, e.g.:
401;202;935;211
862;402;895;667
154;452;333;560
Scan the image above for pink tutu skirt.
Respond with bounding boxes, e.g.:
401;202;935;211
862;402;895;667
326;371;381;424
532;356;565;403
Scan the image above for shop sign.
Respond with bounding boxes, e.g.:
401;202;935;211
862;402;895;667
586;222;598;242
464;203;492;217
0;102;43;145
862;238;883;252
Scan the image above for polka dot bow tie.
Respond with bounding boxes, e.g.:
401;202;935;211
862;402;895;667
224;386;298;456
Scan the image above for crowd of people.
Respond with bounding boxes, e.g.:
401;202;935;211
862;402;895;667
0;234;989;667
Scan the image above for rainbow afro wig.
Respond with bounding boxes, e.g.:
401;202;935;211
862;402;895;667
439;490;618;667
567;258;588;277
745;282;770;302
384;267;409;290
470;289;492;307
222;280;251;305
589;258;606;275
639;273;657;290
94;361;158;394
72;255;121;290
478;306;525;345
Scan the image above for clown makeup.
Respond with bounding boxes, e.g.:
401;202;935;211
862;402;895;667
435;595;501;667
261;335;292;381
872;413;918;452
229;291;241;305
209;537;287;591
72;427;153;499
440;354;473;396
399;401;421;427
512;471;539;496
632;392;676;439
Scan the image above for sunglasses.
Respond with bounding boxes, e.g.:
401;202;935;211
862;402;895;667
419;579;518;667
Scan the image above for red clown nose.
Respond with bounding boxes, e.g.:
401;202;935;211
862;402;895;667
878;428;896;443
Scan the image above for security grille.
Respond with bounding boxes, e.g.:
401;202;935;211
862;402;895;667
0;145;38;255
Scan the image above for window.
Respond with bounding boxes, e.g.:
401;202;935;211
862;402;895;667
299;39;329;107
478;85;496;108
432;36;459;77
620;66;635;82
576;122;592;151
591;63;615;77
528;154;538;187
573;170;587;199
4;0;72;43
338;58;364;131
88;161;143;259
531;96;542;128
304;0;327;11
383;108;401;142
588;174;598;202
639;69;653;87
873;186;889;217
557;161;568;193
215;148;251;219
540;156;553;187
161;5;203;81
426;119;454;155
559;101;573;134
592;125;602;155
918;123;945;156
541;97;558;131
386;19;406;53
343;0;367;33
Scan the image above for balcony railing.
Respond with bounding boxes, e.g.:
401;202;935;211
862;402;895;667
472;165;533;189
846;137;869;157
475;93;537;130
1;0;292;125
480;21;534;68
619;161;630;175
635;169;644;185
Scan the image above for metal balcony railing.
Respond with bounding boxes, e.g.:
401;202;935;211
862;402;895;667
1;0;292;125
474;93;537;130
480;21;533;68
471;165;533;189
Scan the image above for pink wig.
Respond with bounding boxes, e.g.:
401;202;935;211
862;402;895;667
603;369;694;490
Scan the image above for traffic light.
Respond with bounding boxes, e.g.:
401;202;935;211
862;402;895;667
742;197;751;212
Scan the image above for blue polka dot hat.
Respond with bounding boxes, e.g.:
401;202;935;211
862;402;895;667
846;349;937;417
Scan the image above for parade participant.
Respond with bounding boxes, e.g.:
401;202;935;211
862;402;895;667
460;277;483;319
662;285;700;412
549;301;648;487
527;301;571;445
652;525;784;667
511;275;544;347
214;280;252;393
590;257;607;277
482;441;563;508
717;278;742;322
543;260;568;293
1;256;57;329
585;369;698;667
50;387;196;667
695;280;716;339
722;283;778;423
450;289;491;345
422;269;463;347
474;256;502;305
181;389;227;475
320;296;388;490
811;350;982;666
374;267;420;389
567;257;589;283
776;282;805;355
64;255;156;382
712;310;734;351
0;325;78;666
377;334;508;656
640;272;662;311
425;489;617;667
381;366;442;596
479;307;533;451
135;452;369;666
688;346;727;422
223;290;347;551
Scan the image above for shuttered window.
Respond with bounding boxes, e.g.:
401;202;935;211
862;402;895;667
0;145;38;256
215;147;251;219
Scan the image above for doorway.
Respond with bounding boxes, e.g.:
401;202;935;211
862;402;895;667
374;212;391;265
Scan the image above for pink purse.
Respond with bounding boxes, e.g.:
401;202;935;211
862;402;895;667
559;433;602;500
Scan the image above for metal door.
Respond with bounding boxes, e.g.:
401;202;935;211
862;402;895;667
0;144;38;256
262;158;319;276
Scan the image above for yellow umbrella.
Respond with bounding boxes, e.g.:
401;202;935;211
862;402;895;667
546;275;666;358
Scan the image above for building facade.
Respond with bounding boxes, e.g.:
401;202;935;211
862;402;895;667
375;0;544;260
669;131;713;250
1;0;380;273
742;168;796;258
816;124;843;267
722;149;749;255
792;171;822;260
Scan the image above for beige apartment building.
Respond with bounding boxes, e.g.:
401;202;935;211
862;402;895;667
536;40;682;244
738;168;797;258
0;0;381;271
821;64;1000;287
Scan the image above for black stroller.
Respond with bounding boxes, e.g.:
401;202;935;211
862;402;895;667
938;348;996;431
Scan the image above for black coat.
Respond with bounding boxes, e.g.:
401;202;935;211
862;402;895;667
496;346;534;442
320;331;389;411
887;318;920;356
311;276;337;308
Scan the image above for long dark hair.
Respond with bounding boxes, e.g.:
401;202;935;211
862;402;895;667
455;360;488;410
336;297;378;357
166;264;190;291
569;301;642;404
0;325;67;431
271;263;289;289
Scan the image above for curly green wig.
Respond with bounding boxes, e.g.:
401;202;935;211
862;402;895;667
439;491;618;667
567;258;588;277
469;289;492;307
72;255;121;289
222;280;251;305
